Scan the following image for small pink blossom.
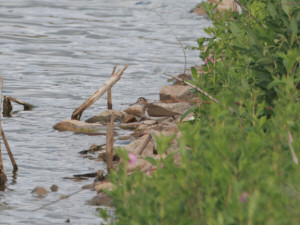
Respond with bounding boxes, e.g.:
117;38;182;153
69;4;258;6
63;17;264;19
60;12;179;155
239;192;249;203
128;153;136;164
205;57;214;65
160;163;164;168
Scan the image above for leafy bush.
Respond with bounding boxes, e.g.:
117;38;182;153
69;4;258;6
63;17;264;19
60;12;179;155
102;1;300;224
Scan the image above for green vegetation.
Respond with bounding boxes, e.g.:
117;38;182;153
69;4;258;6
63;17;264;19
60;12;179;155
102;0;300;224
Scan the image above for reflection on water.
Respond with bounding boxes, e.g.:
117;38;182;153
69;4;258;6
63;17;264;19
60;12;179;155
0;0;209;224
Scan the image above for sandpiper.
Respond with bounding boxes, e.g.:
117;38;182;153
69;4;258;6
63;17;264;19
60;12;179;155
132;97;180;120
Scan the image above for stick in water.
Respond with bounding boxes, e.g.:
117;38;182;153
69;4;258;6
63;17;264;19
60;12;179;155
71;64;128;120
107;65;117;110
0;76;7;185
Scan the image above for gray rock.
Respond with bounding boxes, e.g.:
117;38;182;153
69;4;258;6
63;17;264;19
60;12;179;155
86;110;124;123
159;85;197;102
87;193;113;207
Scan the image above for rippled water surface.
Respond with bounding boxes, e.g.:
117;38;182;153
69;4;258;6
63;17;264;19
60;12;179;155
0;0;208;224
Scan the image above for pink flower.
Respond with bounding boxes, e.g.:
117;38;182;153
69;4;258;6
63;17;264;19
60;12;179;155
160;163;164;168
239;192;248;203
205;57;214;65
128;153;136;164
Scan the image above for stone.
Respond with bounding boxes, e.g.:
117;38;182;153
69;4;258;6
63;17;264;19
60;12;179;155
50;184;58;192
124;134;155;156
190;3;206;15
123;105;142;117
117;135;132;141
159;85;197;102
119;122;139;130
122;114;137;123
31;186;48;197
127;158;153;173
86;110;124;123
94;181;114;192
141;120;157;126
155;102;192;115
94;170;106;182
53;119;105;133
87;193;113;207
191;0;239;16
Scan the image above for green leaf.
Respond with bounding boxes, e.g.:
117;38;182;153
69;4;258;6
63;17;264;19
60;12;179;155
290;16;298;45
191;67;198;81
230;23;240;37
145;156;157;165
241;78;250;91
267;2;277;19
281;0;290;16
180;106;198;122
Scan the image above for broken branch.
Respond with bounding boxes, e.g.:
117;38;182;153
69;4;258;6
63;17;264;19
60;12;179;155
72;64;128;120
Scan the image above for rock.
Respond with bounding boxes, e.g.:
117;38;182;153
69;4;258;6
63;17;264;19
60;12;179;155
94;170;106;182
190;3;206;15
31;186;48;197
86;110;124;123
53;119;105;133
122;114;137;123
127;158;153;173
98;152;119;162
191;0;239;16
124;134;155;156
119;122;139;130
159;85;197;102
123;105;142;117
87;193;113;207
155;102;191;114
141;120;157;126
94;181;114;192
117;135;132;141
81;184;94;189
50;184;58;192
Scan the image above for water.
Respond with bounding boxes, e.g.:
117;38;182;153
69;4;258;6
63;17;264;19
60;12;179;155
0;0;209;224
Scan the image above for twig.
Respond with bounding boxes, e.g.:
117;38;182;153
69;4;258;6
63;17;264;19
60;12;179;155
107;65;117;110
164;73;219;103
0;76;7;185
71;64;128;120
137;133;152;155
288;131;298;165
32;188;85;211
234;0;267;30
1;130;18;171
106;114;115;173
153;9;187;75
6;96;33;110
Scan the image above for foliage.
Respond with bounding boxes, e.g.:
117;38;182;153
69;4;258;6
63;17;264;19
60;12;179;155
100;0;300;224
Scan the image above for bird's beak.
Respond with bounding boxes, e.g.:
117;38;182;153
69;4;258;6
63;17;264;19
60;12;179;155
130;101;138;106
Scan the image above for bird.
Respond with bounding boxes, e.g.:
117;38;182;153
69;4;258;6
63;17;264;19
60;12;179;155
132;97;180;120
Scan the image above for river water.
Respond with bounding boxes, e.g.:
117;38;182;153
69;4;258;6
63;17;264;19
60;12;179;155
0;0;208;224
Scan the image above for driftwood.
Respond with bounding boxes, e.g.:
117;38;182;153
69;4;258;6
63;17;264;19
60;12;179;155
164;73;219;103
107;65;117;110
0;77;7;185
3;96;12;116
106;114;115;173
3;96;33;117
71;64;128;120
137;133;152;155
6;96;33;110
